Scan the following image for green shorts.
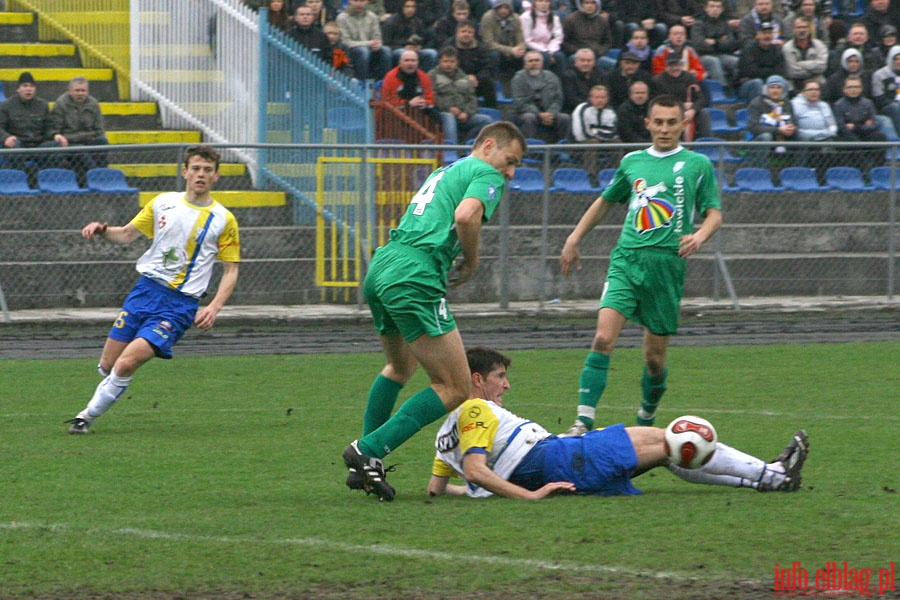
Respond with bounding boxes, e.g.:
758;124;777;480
364;243;457;342
600;246;686;336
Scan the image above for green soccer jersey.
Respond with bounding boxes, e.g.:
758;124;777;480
388;155;506;274
603;146;721;250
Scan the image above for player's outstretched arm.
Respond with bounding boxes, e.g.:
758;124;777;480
427;475;467;496
560;195;612;276
463;452;576;499
195;261;239;331
82;222;142;244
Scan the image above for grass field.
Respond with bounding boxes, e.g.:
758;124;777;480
2;342;898;599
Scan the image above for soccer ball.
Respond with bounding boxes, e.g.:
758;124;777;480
664;415;717;469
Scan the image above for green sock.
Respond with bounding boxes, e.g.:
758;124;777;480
358;387;447;458
577;351;610;430
640;366;668;414
362;374;403;436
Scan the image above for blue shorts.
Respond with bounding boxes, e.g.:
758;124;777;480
108;277;198;359
510;424;641;496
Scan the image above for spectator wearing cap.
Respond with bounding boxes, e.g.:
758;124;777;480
739;0;785;47
875;24;899;59
737;20;788;100
49;76;109;183
783;16;828;89
511;49;571;140
651;24;707;81
0;71;57;171
382;0;438;71
652;51;713;138
607;51;653;107
480;0;527;82
746;74;797;164
561;0;613;69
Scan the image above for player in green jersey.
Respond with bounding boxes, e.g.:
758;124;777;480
559;94;723;436
342;121;526;501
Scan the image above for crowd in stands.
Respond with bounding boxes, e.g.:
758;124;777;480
240;0;900;165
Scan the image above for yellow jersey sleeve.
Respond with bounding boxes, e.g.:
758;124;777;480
457;398;500;456
217;209;241;263
431;456;457;478
130;199;156;238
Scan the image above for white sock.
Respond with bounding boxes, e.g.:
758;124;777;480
81;371;132;421
667;442;787;489
97;363;110;377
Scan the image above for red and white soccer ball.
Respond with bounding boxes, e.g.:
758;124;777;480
664;415;717;469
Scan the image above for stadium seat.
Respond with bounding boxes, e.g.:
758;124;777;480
825;166;874;192
86;168;139;193
779;167;830;192
549;167;600;193
693;137;743;163
476;107;502;121
702;79;741;104
868;166;894;190
722;167;784;192
734;108;749;130
597;167;617;190
495;81;513;105
509;167;545;193
36;168;90;194
708;108;741;135
0;169;38;195
522;138;546;165
326;106;366;131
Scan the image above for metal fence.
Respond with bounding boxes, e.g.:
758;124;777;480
0;140;896;313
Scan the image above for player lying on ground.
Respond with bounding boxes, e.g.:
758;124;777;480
427;346;809;499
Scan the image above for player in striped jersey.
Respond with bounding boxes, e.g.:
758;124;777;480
66;146;240;434
428;347;808;499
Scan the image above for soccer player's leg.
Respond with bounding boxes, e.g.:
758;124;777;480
637;332;670;425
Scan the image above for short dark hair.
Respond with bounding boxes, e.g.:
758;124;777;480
467;346;511;378
184;145;221;170
456;18;477;31
439;45;459;59
472;121;527;153
647;94;685;117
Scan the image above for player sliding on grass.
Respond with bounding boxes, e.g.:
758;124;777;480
66;145;240;434
559;94;723;436
342;122;526;501
427;346;808;499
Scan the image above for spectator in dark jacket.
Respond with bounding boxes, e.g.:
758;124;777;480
692;0;741;87
737;22;788;99
834;73;890;165
651;52;712;138
50;76;109;181
430;0;472;50
615;79;652;142
746;74;796;163
828;22;884;75
823;48;871;102
607;51;654;107
382;0;438;71
0;71;57;170
291;4;334;65
561;48;606;112
447;20;498;106
561;0;613;65
619;0;667;48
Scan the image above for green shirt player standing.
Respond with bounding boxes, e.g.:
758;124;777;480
559;95;723;436
342;121;526;501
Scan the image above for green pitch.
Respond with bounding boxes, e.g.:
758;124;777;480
1;342;897;599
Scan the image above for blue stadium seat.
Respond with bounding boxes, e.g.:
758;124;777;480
509;167;544;193
495;81;513;105
597;167;617;190
326;106;367;131
708;108;741;135
86;168;139;193
702;79;741;104
723;167;784;192
522;138;546;165
780;167;830;192
825;166;874;192
868;166;894;190
734;108;749;130
693;137;743;163
549;167;600;193
476;107;502;121
37;168;90;194
0;169;38;195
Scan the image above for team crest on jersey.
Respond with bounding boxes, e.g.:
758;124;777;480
160;246;187;271
487;184;496;201
631;178;675;234
673;161;685;173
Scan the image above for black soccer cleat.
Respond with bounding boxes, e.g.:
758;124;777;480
772;429;809;492
65;417;90;434
342;441;395;502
